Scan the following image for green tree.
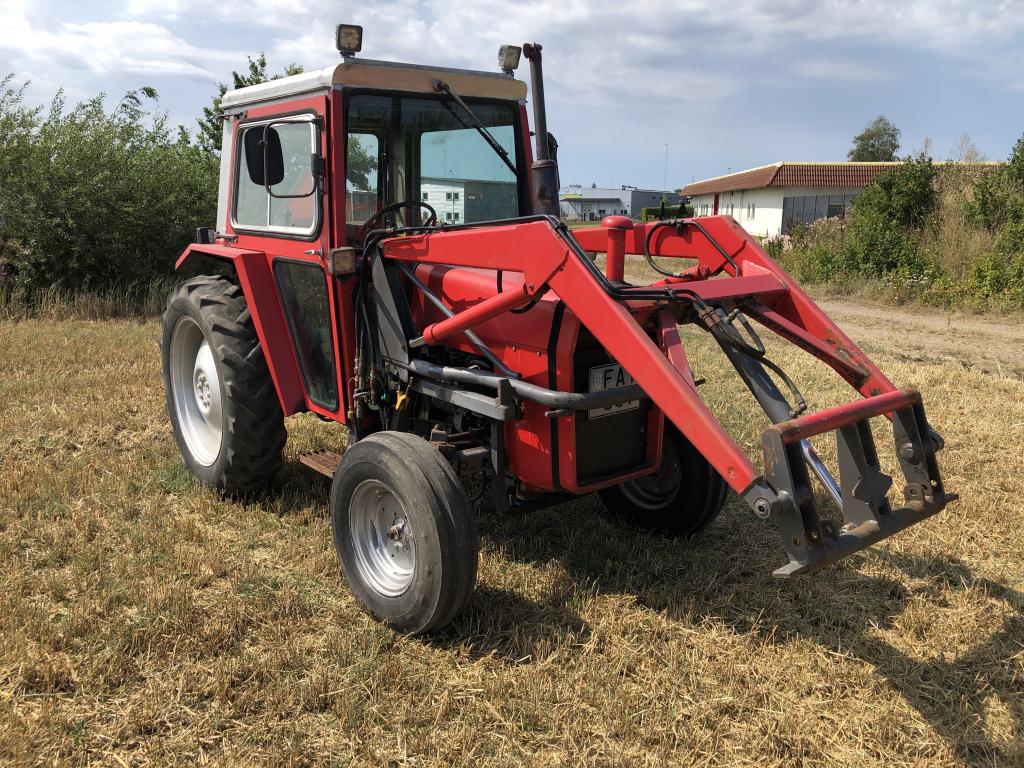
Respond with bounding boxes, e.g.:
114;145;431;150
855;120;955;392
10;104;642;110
0;75;218;292
839;155;937;277
852;154;937;229
848;116;901;162
969;132;1024;231
346;135;377;191
1006;133;1024;188
198;53;304;154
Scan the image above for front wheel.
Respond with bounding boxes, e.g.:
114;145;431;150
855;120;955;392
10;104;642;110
330;431;478;635
599;426;727;537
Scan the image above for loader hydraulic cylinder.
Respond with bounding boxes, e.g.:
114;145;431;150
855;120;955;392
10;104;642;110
603;215;632;282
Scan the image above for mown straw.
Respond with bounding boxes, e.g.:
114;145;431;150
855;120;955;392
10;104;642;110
0;287;1021;766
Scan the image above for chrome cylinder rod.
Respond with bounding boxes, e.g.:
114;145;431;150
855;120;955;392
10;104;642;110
801;439;843;510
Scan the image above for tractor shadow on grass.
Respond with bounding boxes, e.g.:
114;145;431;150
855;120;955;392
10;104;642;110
268;462;1022;764
429;584;592;663
270;461;592;664
474;493;1024;766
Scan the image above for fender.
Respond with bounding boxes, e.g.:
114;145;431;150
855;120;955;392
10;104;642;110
175;244;306;415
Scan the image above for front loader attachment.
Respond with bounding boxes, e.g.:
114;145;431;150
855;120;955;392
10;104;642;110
380;214;954;577
753;388;951;577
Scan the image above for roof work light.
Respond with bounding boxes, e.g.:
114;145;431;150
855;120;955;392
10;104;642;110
336;24;363;57
497;45;522;74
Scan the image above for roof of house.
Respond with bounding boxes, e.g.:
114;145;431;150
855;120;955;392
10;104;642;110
682;162;909;196
684;160;1002;196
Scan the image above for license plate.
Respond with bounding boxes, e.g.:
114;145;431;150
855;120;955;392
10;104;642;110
588;363;639;419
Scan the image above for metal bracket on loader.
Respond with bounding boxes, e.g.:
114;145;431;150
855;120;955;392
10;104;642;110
748;388;953;578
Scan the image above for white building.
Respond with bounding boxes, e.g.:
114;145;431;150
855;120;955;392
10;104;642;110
420;177;465;224
683;162;905;238
560;185;684;221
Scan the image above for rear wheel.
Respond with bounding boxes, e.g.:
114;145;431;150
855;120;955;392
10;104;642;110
599;426;727;536
330;431;478;635
161;275;286;494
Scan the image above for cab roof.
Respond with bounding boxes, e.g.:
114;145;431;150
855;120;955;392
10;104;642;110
220;58;529;112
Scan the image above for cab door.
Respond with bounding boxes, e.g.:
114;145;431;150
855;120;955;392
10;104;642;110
227;96;346;419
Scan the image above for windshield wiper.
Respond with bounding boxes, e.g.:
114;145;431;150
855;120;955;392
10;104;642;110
432;79;518;177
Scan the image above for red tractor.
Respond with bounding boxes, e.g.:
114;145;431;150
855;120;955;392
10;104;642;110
162;26;952;634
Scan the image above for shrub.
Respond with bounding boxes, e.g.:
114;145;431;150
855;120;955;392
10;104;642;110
777;219;849;283
968;170;1024;232
0;77;218;295
641;203;692;221
841;208;931;278
778;158;939;290
850;154;937;230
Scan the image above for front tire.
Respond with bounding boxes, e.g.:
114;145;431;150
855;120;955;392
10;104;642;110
330;431;478;635
161;275;286;494
599;426;727;536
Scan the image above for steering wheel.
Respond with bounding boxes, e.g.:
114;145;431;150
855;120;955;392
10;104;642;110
360;200;437;241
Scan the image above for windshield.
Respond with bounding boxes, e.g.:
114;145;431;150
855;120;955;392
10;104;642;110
345;93;522;230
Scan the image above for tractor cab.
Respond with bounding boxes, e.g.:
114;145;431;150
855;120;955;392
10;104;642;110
200;34;540;430
216;46;533;250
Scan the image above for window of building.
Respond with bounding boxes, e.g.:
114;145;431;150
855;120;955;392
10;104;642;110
452;192;460;201
781;193;859;234
453;212;460;221
747;203;755;220
422;192;428;201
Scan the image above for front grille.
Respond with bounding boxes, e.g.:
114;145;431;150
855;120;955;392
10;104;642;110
573;328;650;486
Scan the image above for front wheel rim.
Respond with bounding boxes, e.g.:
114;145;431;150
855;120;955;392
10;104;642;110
349;479;415;597
620;437;683;510
169;316;223;467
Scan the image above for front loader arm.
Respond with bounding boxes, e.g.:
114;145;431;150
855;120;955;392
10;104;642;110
384;216;952;577
571;215;896;399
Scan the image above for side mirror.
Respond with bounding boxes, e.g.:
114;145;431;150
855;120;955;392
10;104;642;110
244;126;285;187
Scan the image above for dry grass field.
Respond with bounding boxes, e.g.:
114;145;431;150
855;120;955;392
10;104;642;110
1;288;1023;766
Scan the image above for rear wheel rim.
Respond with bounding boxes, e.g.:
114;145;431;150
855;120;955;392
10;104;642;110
620;437;683;510
349;478;415;597
169;316;223;467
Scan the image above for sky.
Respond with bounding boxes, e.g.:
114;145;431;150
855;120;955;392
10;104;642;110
1;0;1023;189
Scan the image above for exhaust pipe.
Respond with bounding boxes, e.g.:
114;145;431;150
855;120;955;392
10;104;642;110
523;43;560;217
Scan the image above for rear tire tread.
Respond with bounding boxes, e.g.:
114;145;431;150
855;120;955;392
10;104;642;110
162;275;287;495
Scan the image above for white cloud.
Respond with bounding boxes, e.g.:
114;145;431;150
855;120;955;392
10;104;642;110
4;0;1020;103
1;0;1021;181
794;59;890;83
0;1;245;82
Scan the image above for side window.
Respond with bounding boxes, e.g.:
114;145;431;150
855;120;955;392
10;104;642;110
346;132;379;224
274;260;338;409
234;118;319;235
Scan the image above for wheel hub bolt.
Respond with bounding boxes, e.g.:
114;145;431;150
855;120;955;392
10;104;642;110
387;520;406;541
195;372;211;409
